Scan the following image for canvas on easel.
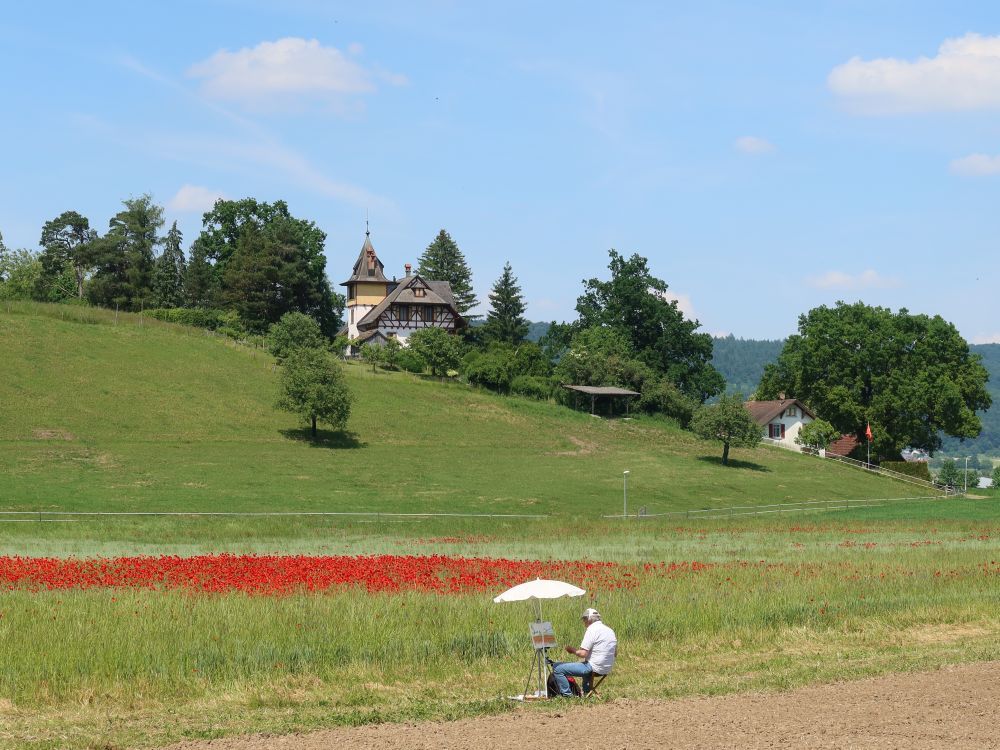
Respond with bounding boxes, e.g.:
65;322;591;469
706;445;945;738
529;621;557;650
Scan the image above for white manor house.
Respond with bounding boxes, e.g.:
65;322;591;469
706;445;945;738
339;230;462;355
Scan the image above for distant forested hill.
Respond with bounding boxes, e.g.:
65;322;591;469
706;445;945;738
526;321;551;342
710;335;784;396
941;343;1000;456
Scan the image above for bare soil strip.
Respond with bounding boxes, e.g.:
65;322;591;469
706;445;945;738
160;661;1000;750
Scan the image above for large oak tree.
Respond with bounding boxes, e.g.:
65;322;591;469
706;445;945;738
757;301;990;460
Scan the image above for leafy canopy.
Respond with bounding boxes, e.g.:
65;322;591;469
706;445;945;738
275;348;353;438
795;418;841;450
267;312;326;362
689;394;761;465
576;250;723;402
193;198;344;335
757;302;991;460
407;327;464;377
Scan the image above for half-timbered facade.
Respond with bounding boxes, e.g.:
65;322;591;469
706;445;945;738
340;230;462;354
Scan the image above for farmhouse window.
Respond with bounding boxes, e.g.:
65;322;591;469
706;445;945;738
398;305;409;321
786;406;798;417
769;423;785;439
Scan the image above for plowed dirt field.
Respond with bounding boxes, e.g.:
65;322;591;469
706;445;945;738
161;661;1000;750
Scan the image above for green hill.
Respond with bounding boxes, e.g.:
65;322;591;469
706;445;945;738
0;303;914;517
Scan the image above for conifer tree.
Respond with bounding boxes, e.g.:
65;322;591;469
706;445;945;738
483;261;528;345
151;221;186;308
416;229;478;316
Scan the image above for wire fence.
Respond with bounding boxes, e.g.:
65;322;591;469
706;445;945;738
602;493;950;520
0;511;550;524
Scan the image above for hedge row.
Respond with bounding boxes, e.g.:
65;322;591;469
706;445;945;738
879;460;932;482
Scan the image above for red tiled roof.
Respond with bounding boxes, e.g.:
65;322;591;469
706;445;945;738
826;434;859;457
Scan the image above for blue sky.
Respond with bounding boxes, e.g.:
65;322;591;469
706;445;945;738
2;1;1000;341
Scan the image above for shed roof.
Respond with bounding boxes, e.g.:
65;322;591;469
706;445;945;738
562;385;640;397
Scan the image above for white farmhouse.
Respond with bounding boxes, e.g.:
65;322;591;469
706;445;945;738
745;397;815;449
339;229;462;355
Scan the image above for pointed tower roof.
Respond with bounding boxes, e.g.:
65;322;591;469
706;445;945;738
340;228;388;285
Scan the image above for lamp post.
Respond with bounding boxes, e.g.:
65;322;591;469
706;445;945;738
623;470;630;519
965;456;971;494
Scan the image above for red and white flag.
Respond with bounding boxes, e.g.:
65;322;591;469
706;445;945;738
865;423;873;441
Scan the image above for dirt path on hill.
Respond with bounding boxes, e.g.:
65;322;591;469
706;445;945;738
160;661;1000;750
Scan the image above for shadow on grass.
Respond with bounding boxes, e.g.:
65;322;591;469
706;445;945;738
697;455;771;472
279;428;365;449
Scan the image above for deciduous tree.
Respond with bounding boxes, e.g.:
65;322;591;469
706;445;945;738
795;419;841;450
689;393;761;465
196;199;343;334
276;348;353;439
416;229;478;316
408;327;464;377
267;311;326;362
576;250;724;402
757;302;991;460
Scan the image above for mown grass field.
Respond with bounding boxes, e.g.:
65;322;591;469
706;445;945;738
1;302;918;522
3;302;999;750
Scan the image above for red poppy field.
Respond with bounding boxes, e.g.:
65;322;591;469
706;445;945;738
4;517;1000;750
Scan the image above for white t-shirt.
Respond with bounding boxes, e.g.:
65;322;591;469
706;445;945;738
580;620;617;675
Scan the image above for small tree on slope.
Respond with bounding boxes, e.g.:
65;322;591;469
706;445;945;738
276;348;353;439
690;394;761;466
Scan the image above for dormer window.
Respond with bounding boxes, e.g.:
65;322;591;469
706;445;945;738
786;406;798;417
414;287;426;298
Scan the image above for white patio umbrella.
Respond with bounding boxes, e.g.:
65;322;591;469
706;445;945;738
494;578;586;700
493;578;586;620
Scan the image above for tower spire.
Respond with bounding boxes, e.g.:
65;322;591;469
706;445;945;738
365;209;370;237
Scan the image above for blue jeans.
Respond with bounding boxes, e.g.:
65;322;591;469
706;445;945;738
551;661;593;697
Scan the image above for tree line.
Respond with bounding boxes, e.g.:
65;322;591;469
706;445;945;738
0;197;343;336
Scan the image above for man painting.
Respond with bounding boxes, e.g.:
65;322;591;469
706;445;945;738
549;608;617;697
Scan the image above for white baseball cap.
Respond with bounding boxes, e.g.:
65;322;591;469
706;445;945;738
581;608;601;620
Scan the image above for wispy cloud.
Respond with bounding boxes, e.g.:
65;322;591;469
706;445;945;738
115;55;388;210
828;33;1000;114
167;185;225;213
949;153;1000;176
806;270;902;290
187;37;406;112
734;135;775;154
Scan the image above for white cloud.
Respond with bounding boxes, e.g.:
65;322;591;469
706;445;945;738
972;333;1000;344
828;33;1000;114
949;153;1000;176
653;289;698;321
187;37;405;110
734;135;775;154
167;184;225;213
806;269;902;290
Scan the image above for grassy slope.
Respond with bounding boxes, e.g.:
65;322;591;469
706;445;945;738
0;303;914;519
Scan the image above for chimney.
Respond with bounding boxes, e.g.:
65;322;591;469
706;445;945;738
778;392;786;400
405;263;412;277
